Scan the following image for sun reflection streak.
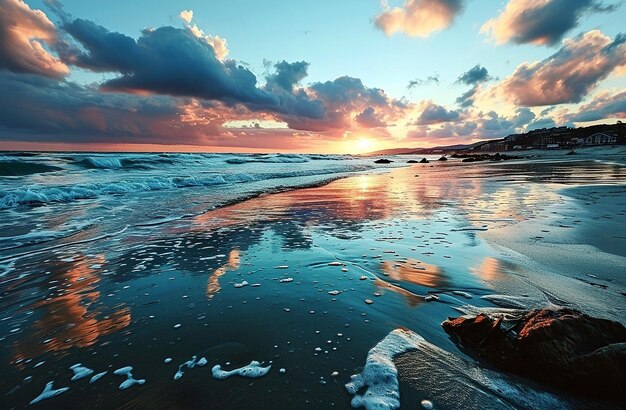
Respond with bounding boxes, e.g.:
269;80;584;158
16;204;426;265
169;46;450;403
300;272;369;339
206;249;241;299
11;255;131;367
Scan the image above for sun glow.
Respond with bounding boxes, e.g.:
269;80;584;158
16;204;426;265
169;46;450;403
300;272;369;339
355;137;374;153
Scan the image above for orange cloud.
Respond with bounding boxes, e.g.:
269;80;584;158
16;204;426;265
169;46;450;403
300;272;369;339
375;0;464;37
0;0;69;77
495;30;626;106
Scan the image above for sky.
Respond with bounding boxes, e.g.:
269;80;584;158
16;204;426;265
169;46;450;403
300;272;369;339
0;0;625;153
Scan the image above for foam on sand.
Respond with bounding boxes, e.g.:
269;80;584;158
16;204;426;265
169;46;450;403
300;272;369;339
480;294;530;309
89;371;107;384
69;363;94;381
30;381;69;405
349;328;569;409
211;361;271;380
174;355;208;380
113;366;146;390
345;329;423;409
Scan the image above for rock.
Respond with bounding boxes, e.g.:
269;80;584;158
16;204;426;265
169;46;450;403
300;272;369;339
437;156;447;161
407;160;419;163
461;157;483;163
374;158;393;164
442;308;626;398
419;158;429;164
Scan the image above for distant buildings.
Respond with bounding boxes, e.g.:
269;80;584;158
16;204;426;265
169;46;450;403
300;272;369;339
584;133;618;145
472;123;624;152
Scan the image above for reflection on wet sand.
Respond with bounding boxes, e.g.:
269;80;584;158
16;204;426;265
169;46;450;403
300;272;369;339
12;255;130;366
471;257;505;282
373;279;424;307
185;162;573;237
379;259;446;288
207;249;241;299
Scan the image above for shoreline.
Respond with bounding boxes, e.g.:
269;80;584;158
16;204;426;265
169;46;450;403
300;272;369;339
2;153;625;408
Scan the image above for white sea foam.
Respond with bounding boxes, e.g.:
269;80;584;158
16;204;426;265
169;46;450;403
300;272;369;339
69;363;94;381
113;366;145;390
345;329;423;409
30;381;69;405
451;290;472;299
174;355;208;380
225;154;311;164
89;371;107;384
211;361;271;379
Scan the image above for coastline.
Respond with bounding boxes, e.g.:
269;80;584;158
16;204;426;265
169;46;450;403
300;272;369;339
1;152;625;408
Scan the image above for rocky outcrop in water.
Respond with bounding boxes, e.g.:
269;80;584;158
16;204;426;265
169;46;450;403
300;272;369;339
453;152;524;162
442;308;626;399
374;158;393;164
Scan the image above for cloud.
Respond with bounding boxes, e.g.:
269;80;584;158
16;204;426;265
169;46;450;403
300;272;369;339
408;106;542;141
453;65;492;107
456;65;491;85
415;101;460;125
0;4;412;146
59;20;328;120
566;90;626;122
495;30;626;106
527;117;557;130
286;76;408;133
265;60;309;91
355;106;387;128
0;70;327;150
512;107;536;128
177;9;229;61
374;0;465;37
481;0;618;46
0;71;209;144
0;0;68;77
407;74;440;89
455;87;479;107
179;10;193;24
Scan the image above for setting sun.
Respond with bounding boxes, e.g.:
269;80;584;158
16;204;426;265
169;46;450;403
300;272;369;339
356;137;374;153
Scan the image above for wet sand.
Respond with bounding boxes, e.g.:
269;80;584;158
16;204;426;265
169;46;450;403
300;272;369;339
1;156;625;408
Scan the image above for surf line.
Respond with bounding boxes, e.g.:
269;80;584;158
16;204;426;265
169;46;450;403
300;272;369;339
0;225;129;263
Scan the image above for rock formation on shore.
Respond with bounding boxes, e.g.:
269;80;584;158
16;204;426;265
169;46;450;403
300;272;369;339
442;308;626;399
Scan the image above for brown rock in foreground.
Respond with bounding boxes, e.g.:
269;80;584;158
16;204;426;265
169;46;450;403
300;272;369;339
442;308;626;399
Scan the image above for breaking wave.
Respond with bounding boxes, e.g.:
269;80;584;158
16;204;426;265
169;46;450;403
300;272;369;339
0;160;62;176
225;153;347;164
72;156;178;170
0;164;374;208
